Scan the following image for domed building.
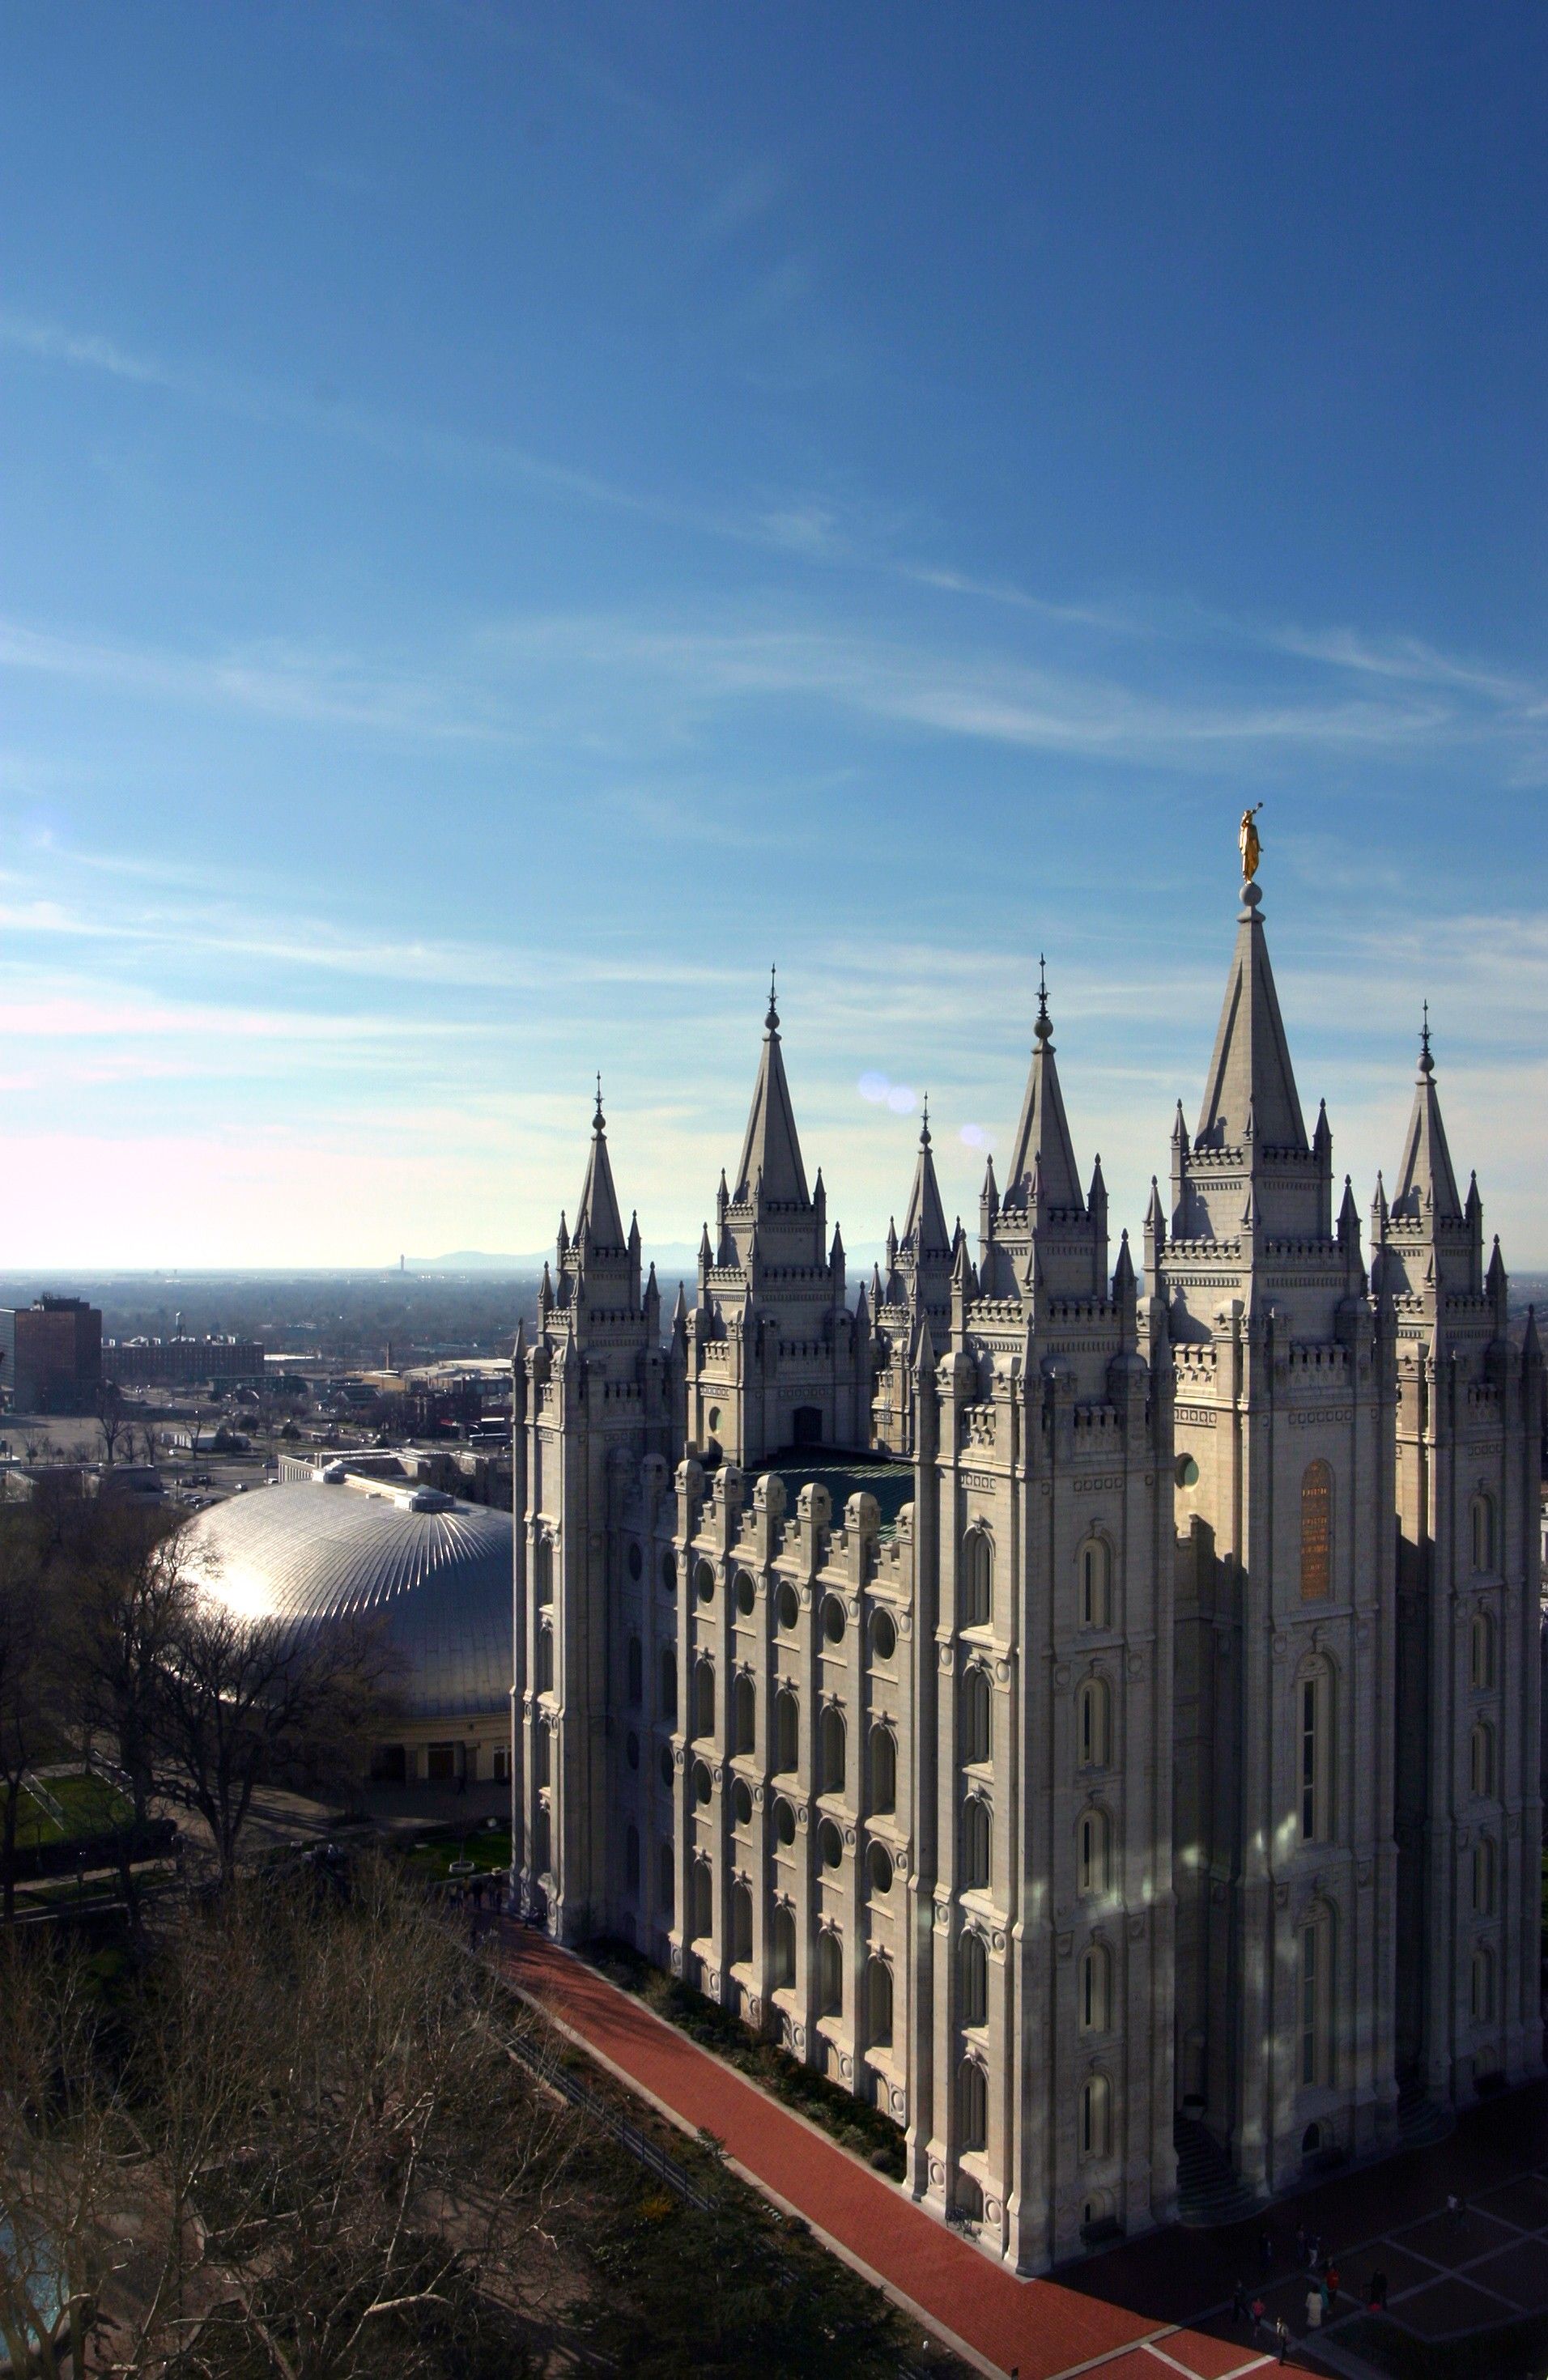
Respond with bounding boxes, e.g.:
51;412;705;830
179;1467;513;1788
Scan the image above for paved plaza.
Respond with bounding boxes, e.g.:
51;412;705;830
500;1923;1548;2379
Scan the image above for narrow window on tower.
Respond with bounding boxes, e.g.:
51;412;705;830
1300;1461;1333;1600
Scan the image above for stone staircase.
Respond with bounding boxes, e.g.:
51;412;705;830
1172;2112;1261;2226
1397;2068;1454;2149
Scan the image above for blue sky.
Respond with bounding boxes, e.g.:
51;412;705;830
2;4;1545;1267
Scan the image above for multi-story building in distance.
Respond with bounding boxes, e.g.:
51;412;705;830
0;1294;103;1414
103;1331;265;1388
513;859;1542;2271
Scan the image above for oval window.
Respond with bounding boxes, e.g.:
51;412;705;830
871;1609;896;1661
659;1745;674;1791
823;1596;846;1646
733;1779;753;1825
661;1549;677;1594
627;1542;643;1580
819;1817;844;1868
1176;1454;1199;1489
707;1405;721;1433
695;1560;716;1605
867;1841;894;1894
627;1731;640;1770
692;1759;712;1806
777;1582;800;1631
775;1797;797;1846
735;1570;756;1617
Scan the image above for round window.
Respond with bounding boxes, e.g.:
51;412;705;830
661;1549;677;1594
733;1779;753;1825
819;1817;844;1869
735;1570;756;1616
871;1608;897;1661
627;1731;640;1770
659;1745;674;1790
777;1582;800;1630
867;1841;893;1894
823;1596;846;1646
693;1759;712;1806
1176;1454;1199;1489
695;1560;716;1605
627;1542;643;1581
774;1797;797;1846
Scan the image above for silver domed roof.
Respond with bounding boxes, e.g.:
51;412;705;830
179;1478;512;1720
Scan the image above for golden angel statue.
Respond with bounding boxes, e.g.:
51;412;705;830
1239;804;1263;884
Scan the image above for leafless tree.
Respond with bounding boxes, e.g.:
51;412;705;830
98;1380;129;1467
0;1528;68;1920
155;1596;401;1884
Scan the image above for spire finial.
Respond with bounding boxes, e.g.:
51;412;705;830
1418;998;1434;1077
921;1094;931;1147
766;963;779;1033
593;1072;605;1131
1034;954;1051;1044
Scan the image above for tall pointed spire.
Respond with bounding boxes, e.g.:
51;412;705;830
1195;881;1308;1152
900;1099;951;1256
574;1076;627;1247
1390;1005;1463;1222
733;969;810;1205
1003;955;1083;1209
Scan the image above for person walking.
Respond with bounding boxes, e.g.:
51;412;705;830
1275;2314;1291;2362
1251;2294;1267;2341
1326;2259;1341;2302
1306;2281;1323;2332
1318;2273;1330;2320
1295;2223;1308;2266
1260;2228;1274;2275
1231;2281;1248;2327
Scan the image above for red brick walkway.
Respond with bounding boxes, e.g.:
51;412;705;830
500;1926;1280;2380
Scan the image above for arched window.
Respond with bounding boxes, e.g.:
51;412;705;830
961;1665;992;1766
1471;1719;1496;1799
816;1928;843;2017
961;1530;993;1627
1471;1494;1495;1575
1079;1535;1111;1629
694;1657;715;1740
730;1881;753;1963
776;1689;799;1773
957;2057;987;2152
822;1596;846;1646
1469;1610;1495;1692
776;1581;800;1631
658;1841;674;1923
1078;2073;1111;2159
1473;1833;1497;1918
771;1903;796;1987
869;1723;897;1814
1078;1806;1112;1898
1471;1943;1495;2025
533;1805;551;1876
959;1927;988;2027
867;1956;893;2047
1299;1905;1333;2089
535;1721;551;1787
1078;1942;1111;2034
733;1672;755;1755
624;1823;640;1896
1077;1676;1111;1770
1300;1460;1333;1600
691;1856;713;1942
1299;1664;1333;1842
660;1647;678;1725
961;1795;992;1890
535;1624;554;1695
534;1538;554;1605
627;1635;643;1706
819;1706;847;1796
773;1796;797;1846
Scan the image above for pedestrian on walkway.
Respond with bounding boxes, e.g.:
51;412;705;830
1317;2274;1330;2319
1295;2223;1308;2265
1326;2259;1340;2301
1447;2191;1463;2228
1306;2282;1323;2331
1251;2294;1267;2340
1275;2314;1291;2362
1259;2228;1274;2273
1231;2280;1248;2327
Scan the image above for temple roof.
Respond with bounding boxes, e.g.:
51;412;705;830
1195;885;1308;1152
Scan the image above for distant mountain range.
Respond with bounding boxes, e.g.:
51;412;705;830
406;1241;891;1277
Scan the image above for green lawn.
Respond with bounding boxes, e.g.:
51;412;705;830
14;1772;134;1851
395;1822;512;1882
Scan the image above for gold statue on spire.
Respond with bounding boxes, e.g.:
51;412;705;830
1239;803;1263;884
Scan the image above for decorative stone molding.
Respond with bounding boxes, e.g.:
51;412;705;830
1054;1663;1070;1688
1056;1932;1073;1959
994;1659;1011;1685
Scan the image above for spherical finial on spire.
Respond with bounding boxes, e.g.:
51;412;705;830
593;1072;605;1131
920;1094;931;1147
766;963;779;1033
1418;998;1434;1077
1034;954;1052;1044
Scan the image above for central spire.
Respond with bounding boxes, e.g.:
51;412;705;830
733;968;810;1205
1002;956;1083;1211
1195;880;1308;1153
900;1098;950;1256
574;1076;626;1247
1391;1007;1463;1222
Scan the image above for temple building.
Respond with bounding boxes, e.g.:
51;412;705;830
512;859;1542;2272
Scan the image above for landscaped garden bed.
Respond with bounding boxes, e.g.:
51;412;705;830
585;1936;908;2181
